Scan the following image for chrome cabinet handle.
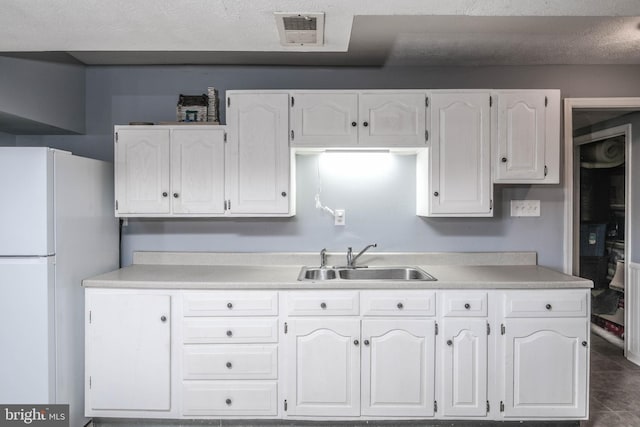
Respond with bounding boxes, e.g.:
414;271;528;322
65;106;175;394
546;304;552;310
226;362;232;369
364;339;370;346
225;398;232;405
501;157;508;163
162;192;168;197
363;122;369;127
227;302;233;309
397;302;404;309
447;340;453;346
173;193;179;198
464;303;471;309
226;330;233;337
320;302;327;309
354;339;359;346
160;315;167;322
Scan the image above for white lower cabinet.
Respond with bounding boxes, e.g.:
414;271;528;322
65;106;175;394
85;289;174;417
85;287;589;422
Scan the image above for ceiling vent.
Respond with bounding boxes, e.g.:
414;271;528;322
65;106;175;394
274;12;325;46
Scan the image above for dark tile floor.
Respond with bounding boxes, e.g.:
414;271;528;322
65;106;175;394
583;333;640;427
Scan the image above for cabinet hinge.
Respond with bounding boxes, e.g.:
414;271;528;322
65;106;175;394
544;165;548;176
425;130;429;141
224;132;227;142
291;97;295;107
425;97;429;107
89;376;92;389
489;96;493;107
490;200;493;210
115;200;118;211
284;399;288;411
291;130;294;141
434;400;438;413
501;324;506;335
487;323;490;335
115;132;118;142
487;400;490;412
227;97;230;108
500;401;505;412
89;310;92;324
224;200;228;211
228;200;231;210
435;322;438;335
284;322;288;334
545;96;548;107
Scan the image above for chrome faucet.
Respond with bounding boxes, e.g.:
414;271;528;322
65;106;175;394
346;243;377;268
319;248;327;268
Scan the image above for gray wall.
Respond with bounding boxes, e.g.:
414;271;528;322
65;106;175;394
0;132;15;146
15;64;640;269
0;57;85;134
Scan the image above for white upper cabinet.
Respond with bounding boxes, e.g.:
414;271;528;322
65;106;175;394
226;92;293;216
115;128;171;215
417;91;492;217
115;126;225;217
290;91;427;148
290;92;358;146
493;90;560;184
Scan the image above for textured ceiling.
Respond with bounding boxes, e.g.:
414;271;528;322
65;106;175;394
1;0;640;66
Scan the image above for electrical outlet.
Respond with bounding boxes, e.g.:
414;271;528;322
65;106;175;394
334;209;346;226
510;200;541;217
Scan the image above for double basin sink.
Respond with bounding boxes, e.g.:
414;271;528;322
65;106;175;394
298;266;436;282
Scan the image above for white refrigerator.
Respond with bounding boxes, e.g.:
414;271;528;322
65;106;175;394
0;148;119;427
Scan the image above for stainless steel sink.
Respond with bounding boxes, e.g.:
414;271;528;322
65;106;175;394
297;266;436;281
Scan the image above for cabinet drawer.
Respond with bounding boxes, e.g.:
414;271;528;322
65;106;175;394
183;291;278;316
286;291;359;316
183;318;278;343
361;291;436;316
183;345;277;380
183;381;278;416
504;291;588;318
442;292;488;317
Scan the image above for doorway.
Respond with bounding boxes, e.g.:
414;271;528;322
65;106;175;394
564;98;639;364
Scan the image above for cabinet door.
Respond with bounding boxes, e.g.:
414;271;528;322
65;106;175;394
503;318;588;418
86;291;171;412
226;93;291;214
359;92;427;146
429;92;492;216
290;92;358;146
361;319;435;417
170;128;225;214
495;92;546;182
441;318;487;417
284;318;360;416
115;128;170;214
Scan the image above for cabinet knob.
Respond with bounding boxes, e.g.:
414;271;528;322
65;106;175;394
354;339;359;346
162;192;168;197
320;302;327;309
173;193;179;198
160;315;167;322
447;340;453;346
227;302;233;309
582;341;588;347
464;303;471;310
546;304;552;310
363;121;369;127
226;330;233;337
225;398;232;406
434;191;439;197
364;339;370;346
351;121;357;127
226;361;233;369
281;191;287;197
397;302;404;309
501;157;508;163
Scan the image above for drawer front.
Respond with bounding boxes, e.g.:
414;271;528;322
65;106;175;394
183;318;278;343
183;291;278;316
504;291;588;318
286;291;359;316
183;381;278;416
361;291;436;316
183;345;277;380
442;292;488;317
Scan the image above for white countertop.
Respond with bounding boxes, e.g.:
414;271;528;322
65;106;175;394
83;252;593;289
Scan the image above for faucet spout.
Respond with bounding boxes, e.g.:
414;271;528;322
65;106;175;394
320;248;327;268
347;243;377;268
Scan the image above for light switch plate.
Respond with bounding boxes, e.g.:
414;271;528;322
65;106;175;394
510;200;541;217
334;209;346;226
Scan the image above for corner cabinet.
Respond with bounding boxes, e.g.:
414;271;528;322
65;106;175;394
290;91;428;148
417;91;493;217
493;90;560;184
85;289;175;418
